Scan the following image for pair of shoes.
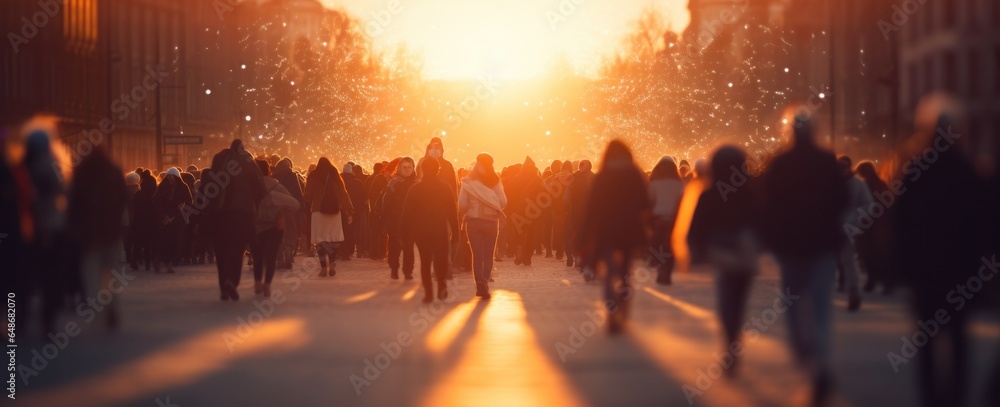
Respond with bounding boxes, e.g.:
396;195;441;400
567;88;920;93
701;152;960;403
221;284;240;301
566;257;575;267
391;270;399;280
847;293;862;312
254;281;264;294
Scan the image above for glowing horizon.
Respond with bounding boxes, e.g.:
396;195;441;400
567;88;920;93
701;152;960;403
322;0;690;81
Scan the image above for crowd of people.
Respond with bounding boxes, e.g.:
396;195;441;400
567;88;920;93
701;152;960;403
2;95;998;406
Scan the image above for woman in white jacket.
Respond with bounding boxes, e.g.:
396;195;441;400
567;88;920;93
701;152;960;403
648;156;684;284
459;153;507;299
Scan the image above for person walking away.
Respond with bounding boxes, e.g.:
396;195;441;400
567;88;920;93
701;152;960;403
648;156;684;285
577;140;650;334
380;157;418;280
272;157;304;269
201;140;265;301
760;112;848;404
400;159;459;302
508;157;544;266
459;153;507;299
566;160;595;272
687;146;762;376
68;148;128;330
251;160;300;297
303;157;355;277
854;160;896;294
836;155;873;311
340;162;368;261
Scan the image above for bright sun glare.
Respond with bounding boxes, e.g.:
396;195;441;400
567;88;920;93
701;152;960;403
325;0;690;80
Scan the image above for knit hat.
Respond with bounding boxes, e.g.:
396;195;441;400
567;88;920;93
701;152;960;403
165;167;181;178
125;172;140;186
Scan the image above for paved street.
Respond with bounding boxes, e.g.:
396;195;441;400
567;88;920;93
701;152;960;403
12;253;1000;407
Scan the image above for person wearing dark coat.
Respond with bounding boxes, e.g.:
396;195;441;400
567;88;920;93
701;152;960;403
400;158;459;302
273;157;303;268
760;113;848;404
340;162;368;261
577;140;650;334
133;172;159;271
565;160;595;270
687;145;762;376
367;161;394;260
68;148;128;330
179;171;197;264
123;172;141;270
854;160;896;294
351;164;370;257
380;157;418;279
151;167;192;273
508;156;544;266
250;159;299;297
201;139;265;300
893;101;989;407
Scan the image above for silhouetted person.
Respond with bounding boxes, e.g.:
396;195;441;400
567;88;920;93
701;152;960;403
854;160;896;294
273;157;304;269
367;160;394;260
565;159;595;271
251;159;299;297
380;157;417;280
648;156;684;284
202;139;265;300
152;167;192;273
459;153;507;299
133;171;159;271
304;157;355;277
578;140;650;334
761;113;847;403
688;145;762;376
340;162;368;261
68;148;127;330
351;164;370;258
400;158;459;303
893;97;988;407
508;156;543;266
836;155;871;311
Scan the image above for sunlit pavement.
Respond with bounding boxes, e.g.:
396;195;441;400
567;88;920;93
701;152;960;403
12;253;1000;407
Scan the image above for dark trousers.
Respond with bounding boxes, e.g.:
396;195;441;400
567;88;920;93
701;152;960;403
251;228;284;284
158;221;184;266
515;223;536;264
415;238;449;298
387;229;414;277
341;213;359;259
651;219;675;283
716;272;754;349
214;231;250;292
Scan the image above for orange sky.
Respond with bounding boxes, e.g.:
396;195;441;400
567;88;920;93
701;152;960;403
322;0;691;80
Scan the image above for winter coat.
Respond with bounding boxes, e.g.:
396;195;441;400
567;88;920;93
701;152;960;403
761;144;847;257
380;174;417;234
459;176;507;222
303;169;354;217
578;162;650;256
399;177;459;243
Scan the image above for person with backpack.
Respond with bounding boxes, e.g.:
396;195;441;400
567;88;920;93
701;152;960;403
304;157;354;277
251;159;300;297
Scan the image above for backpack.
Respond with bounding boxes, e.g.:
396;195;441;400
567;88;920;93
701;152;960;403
257;182;284;225
318;174;340;214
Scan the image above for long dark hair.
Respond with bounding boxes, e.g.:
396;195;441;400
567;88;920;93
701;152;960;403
476;153;500;187
855;160;889;193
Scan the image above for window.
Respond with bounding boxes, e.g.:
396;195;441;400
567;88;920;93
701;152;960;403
64;0;98;54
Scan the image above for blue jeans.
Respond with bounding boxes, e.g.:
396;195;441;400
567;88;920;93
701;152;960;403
776;253;836;376
467;218;499;292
